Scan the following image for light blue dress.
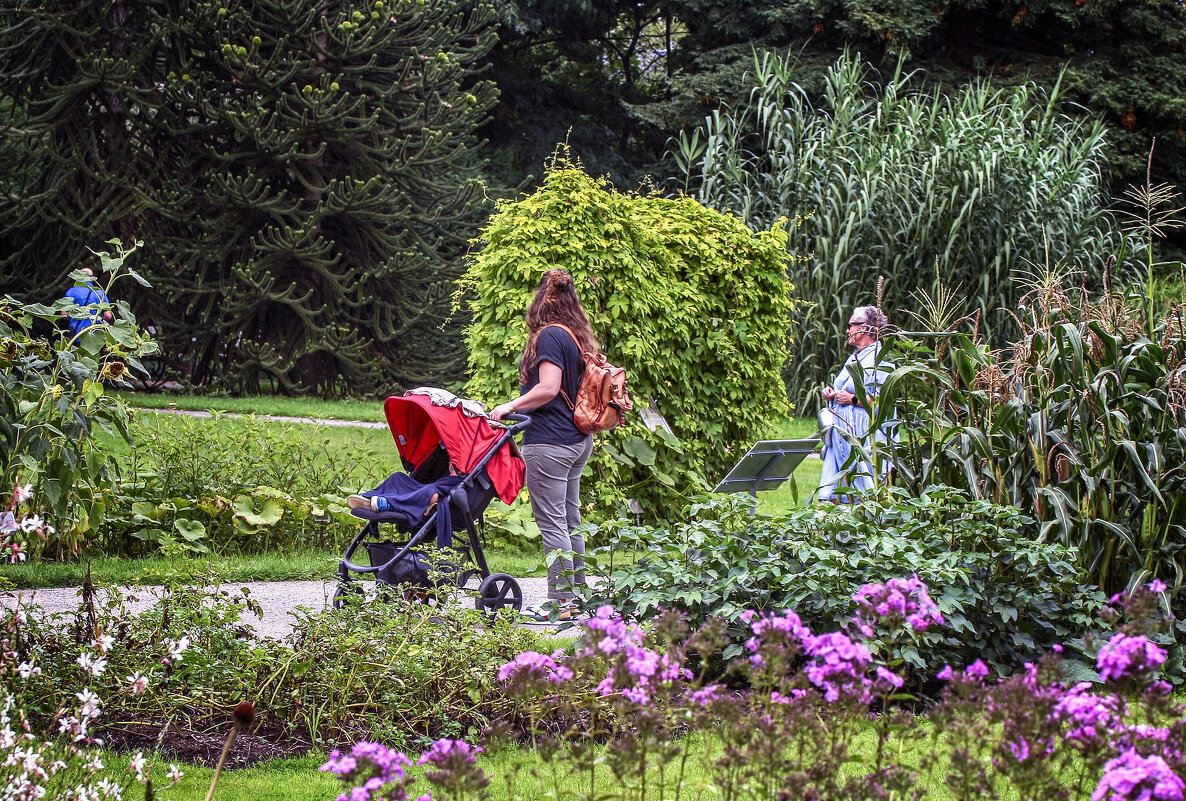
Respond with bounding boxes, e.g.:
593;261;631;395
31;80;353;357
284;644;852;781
818;342;892;502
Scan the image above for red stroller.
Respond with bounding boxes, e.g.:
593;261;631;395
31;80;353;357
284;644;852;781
334;389;530;613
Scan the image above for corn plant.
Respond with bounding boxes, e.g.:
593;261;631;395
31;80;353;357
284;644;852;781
870;267;1186;601
674;49;1134;409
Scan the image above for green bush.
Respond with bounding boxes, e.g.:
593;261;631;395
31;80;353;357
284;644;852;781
574;487;1106;677
0;240;158;558
460;159;796;523
8;579;540;750
674;50;1132;409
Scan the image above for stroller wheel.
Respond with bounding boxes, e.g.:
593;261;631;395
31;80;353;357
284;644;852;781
332;580;365;610
474;573;522;614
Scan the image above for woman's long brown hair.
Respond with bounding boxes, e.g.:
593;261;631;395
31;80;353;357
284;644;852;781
519;269;598;384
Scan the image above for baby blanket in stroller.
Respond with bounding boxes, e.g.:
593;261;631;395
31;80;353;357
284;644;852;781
360;473;463;548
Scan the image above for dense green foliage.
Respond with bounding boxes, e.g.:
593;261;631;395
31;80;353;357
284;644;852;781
483;0;1186;238
0;242;158;558
575;489;1107;677
460;161;795;522
0;0;497;395
675;50;1131;407
98;413;387;556
872;271;1186;603
9;581;538;749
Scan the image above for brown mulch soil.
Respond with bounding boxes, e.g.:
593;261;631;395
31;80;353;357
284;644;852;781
102;723;312;768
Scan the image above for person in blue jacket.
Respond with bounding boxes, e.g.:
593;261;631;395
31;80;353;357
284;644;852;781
818;305;894;502
60;268;114;336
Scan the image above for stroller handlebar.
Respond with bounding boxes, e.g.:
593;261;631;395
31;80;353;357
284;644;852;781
500;411;532;435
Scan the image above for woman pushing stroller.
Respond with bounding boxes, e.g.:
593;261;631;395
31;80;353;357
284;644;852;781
488;269;596;621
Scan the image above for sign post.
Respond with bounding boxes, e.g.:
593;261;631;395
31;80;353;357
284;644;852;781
712;439;819;505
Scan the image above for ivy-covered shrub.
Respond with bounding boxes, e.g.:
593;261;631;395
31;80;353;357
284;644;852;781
460;160;796;523
0;241;158;559
575;487;1109;678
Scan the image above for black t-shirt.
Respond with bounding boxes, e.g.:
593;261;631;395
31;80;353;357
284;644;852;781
520;326;585;446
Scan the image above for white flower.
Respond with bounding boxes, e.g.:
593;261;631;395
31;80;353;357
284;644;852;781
166;763;184;785
86;755;104;773
92;635;115;653
75;689;101;720
126;673;149;695
20;514;42;533
16;661;40;679
166;636;190;661
94;777;123;800
76;652;107;678
13;484;33;504
128;751;147;782
40;522;54;535
0;511;16;533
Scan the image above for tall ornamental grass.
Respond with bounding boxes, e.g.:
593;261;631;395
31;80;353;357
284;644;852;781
673;50;1132;409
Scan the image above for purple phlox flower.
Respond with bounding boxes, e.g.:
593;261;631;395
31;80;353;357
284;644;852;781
597;641;688;706
1051;682;1125;743
1097;633;1167;684
1009;737;1032;763
803;631;873;703
965;660;990;681
418;739;481;767
1147;579;1168;593
851;576;944;637
688;684;724;707
745;609;812;666
1092;749;1184;801
497;651;572;685
580;608;644;657
770;690;807;705
321;742;411;783
937;664;954;681
1147;681;1173;697
739;609;757;623
875;665;904;691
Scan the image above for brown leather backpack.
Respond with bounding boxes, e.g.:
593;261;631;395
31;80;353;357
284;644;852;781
546;324;633;433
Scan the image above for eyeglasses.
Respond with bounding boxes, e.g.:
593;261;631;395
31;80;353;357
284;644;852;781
846;320;861;328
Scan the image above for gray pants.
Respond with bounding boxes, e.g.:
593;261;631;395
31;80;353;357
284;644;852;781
522;437;594;600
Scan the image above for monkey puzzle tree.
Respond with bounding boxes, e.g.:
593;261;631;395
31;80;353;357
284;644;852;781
0;0;498;394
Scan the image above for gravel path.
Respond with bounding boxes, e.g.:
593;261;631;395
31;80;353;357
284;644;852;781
0;576;558;640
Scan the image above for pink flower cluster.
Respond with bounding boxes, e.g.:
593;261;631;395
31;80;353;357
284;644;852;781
851;576;944;638
496;650;573;685
583;607;690;706
1092;749;1184;801
742;608;811;667
320;741;414;801
1097;633;1167;684
418;739;481;768
802;631;875;703
1051;682;1126;743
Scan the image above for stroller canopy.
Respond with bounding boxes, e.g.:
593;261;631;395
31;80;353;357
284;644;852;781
384;391;524;505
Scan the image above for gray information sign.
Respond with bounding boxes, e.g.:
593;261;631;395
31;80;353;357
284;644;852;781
712;439;819;497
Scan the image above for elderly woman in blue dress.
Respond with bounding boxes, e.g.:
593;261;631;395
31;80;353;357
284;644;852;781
818;305;892;502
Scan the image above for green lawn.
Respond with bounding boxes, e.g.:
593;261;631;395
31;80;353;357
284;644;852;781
115;390;392;423
108;722;964;801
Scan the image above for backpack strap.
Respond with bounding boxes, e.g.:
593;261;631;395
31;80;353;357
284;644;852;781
541;324;583;410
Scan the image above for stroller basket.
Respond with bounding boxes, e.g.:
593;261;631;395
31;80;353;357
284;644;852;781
334;390;530;614
362;541;473;590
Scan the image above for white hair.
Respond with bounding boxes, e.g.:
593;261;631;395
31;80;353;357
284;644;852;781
852;305;888;333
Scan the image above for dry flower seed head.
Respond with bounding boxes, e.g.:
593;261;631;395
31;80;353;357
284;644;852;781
232;701;256;730
0;338;16;361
